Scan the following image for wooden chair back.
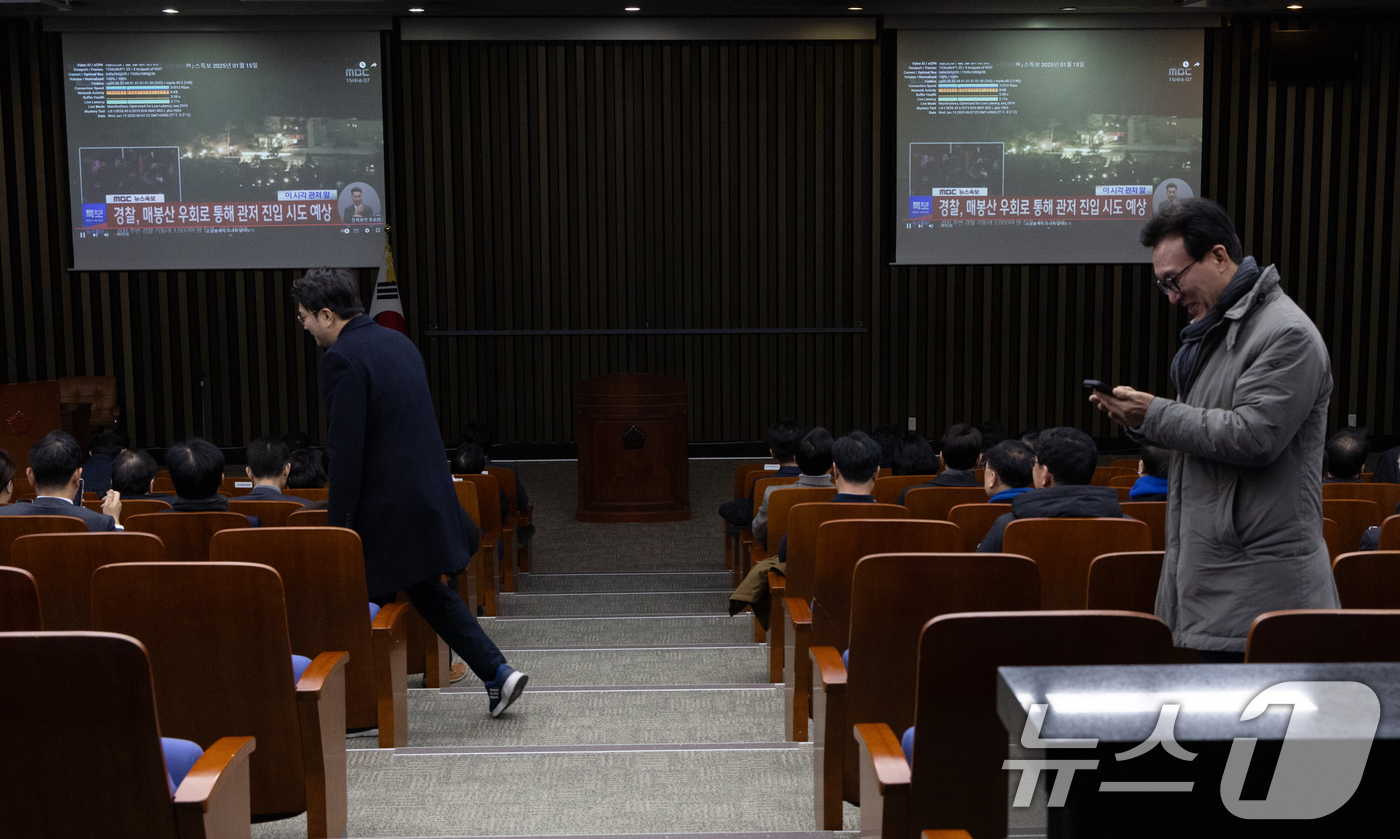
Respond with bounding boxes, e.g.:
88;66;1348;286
220;476;256;497
1381;514;1400;550
485;466;520;519
283;486;329;502
1322;481;1400;515
877;467;893;478
123;511;252;562
841;553;1041;803
228;500;305;528
871;475;940;505
1120;501;1167;550
810;520;965;651
9;532;166;630
3;632;189;838
1086;550;1165;612
83;498;172;516
909;611;1174;839
0;514;88;566
1323;517;1344;560
1322;498;1384;553
751;475;802;516
89;562;324;822
764;486;838;552
1003;517;1153;609
946;503;1011;552
0;566;42;630
902;486;987;521
456;474;502;537
785;503;910;603
453;478;481;526
1331;550;1400;608
210;527;385;732
152;476;177;495
287;508;329;527
1108;475;1138;488
1246;609;1400;663
1110;458;1140;470
1113;486;1132;501
1091;466;1137;486
733;462;771;498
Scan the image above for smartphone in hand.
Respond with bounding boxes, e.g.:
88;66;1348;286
1083;379;1114;395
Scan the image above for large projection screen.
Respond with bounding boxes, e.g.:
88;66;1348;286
895;28;1204;265
63;31;387;271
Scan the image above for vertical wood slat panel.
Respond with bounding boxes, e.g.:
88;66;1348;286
3;16;1398;450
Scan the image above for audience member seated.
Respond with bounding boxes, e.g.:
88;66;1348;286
983;440;1035;503
1130;444;1171;501
463;420;534;543
752;427;835;548
453;441;509;519
288;447;328;489
978;427;1123;552
729;430;880;628
243;436;312;506
1324;428;1369;483
82;426;127;496
719;419;805;531
891;432;938;476
166;438;260;526
1374;444;1400;484
979;419;1009;451
0;431;120;530
0;449;16;504
872;424;902;470
898;422;983;503
110;449;172;500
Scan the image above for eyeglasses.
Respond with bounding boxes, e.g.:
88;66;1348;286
295;308;325;325
1155;260;1199;295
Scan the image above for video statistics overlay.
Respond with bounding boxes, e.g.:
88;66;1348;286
896;29;1204;265
64;31;387;271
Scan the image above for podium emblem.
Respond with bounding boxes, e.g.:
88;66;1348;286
6;410;33;435
621;425;647;450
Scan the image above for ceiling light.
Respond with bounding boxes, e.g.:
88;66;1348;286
408;6;425;11
1061;6;1077;10
1286;3;1302;7
161;7;179;12
849;6;863;9
625;6;640;10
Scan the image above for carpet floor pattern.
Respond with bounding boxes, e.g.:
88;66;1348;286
251;459;861;839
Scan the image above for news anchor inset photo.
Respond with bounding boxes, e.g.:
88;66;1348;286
1153;178;1194;212
339;182;382;223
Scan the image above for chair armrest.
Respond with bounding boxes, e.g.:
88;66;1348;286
767;569;786;592
785;597;812;627
173;736;256;839
856;722;911;839
370;602;410;748
811;645;847;687
296;651;349;839
855;722;911;790
295;650;349;697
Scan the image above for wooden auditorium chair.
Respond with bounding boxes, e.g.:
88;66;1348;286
287;508;329;527
0;566;43;630
83;497;173;516
454;478;495;617
1321;498;1384;553
3;631;256;839
723;462;770;572
785;518;962;743
1331;550;1400;608
1246;609;1400;663
855;611;1174;839
743;484;835;641
123;511;251;562
901;486;987;521
1119;501;1167;550
1002;517;1152;609
1322;517;1344;560
1109;458;1140;470
219;476;255;498
946;503;1010;552
210;527;410;748
810;551;1040;829
91;561;349;839
1322;481;1400;516
1381;514;1400;549
9;531;166;629
1091;466;1137;486
485;464;527;574
770;501;909;691
228;500;305;528
1086;550;1165;613
0;514;87;566
737;473;802;582
283;487;330;503
1108;474;1138;488
871;475;940;505
457;473;511;593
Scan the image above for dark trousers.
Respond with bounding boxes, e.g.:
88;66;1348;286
376;575;507;682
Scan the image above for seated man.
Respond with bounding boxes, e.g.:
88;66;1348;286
1130;444;1170;501
978;427;1122;552
1324;428;1368;483
0;431;120;530
983;440;1035;503
719;419;805;531
111;449;172;500
453;441;511;522
463;421;533;540
872;424;903;470
891;432;938;476
82;426;128;497
729;430;880;628
898;423;984;502
243;436;311;506
288;447;328;489
166;438;260;526
752;427;834;548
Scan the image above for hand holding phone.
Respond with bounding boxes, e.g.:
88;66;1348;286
1083;379;1115;395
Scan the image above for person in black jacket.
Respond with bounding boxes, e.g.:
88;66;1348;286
978;427;1123;552
0;431;121;530
242;436;311;506
897;423;983;503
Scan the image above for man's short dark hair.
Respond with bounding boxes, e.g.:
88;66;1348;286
1034;427;1099;486
871;424;902;469
1139;197;1245;263
940;423;983;470
452;442;486;475
1373;444;1400;485
796;427;835;477
167;438;225;499
1140;444;1171;479
29;431;83;490
1326;428;1369;480
978;421;1009;451
88;426;128;457
351;187;362;196
767;419;807;463
832;431;882;484
288;448;327;489
247;436;292;480
112;449;159;497
892;433;938;476
283;430;311;452
291;268;366;319
985;440;1035;489
0;448;16;491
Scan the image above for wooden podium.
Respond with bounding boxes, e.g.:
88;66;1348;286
575;374;690;522
1;381;63;487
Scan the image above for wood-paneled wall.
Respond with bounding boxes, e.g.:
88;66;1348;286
2;15;1396;448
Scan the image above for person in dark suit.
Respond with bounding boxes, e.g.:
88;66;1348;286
718;419;805;531
1323;428;1368;483
897;423;984;503
164;439;260;526
891;432;938;476
292;267;526;716
82;426;127;497
243;436;311;506
111;449;173;501
0;431;120;530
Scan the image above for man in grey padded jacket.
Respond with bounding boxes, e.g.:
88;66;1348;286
1090;198;1338;661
